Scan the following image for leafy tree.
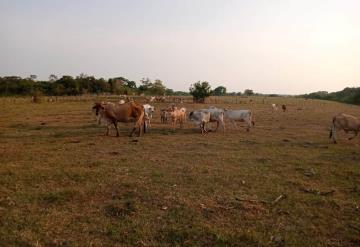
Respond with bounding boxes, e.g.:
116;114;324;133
189;81;212;102
213;86;227;96
29;75;37;81
55;76;79;95
244;89;254;96
49;74;58;82
149;79;166;95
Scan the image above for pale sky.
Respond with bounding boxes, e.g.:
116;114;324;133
1;0;359;94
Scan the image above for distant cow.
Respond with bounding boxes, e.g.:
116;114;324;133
329;113;360;143
282;104;287;112
224;109;255;131
189;111;211;134
92;101;145;137
272;104;278;111
160;109;170;123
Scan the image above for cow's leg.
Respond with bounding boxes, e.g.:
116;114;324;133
105;124;110;136
232;120;238;129
214;121;219;132
348;131;358;140
113;122;119;137
331;126;337;144
129;127;136;137
246;120;251;132
222;120;226;133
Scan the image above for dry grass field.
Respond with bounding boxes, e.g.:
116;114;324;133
0;96;359;246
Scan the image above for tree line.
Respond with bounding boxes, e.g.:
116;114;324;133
0;75;257;100
0;74;190;97
300;87;360;105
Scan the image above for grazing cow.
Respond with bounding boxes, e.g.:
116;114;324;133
189;111;211;134
282;104;287;112
118;99;125;104
143;104;155;128
92;101;145;137
272;104;278;111
199;107;226;132
329;113;360;143
224;109;255;131
169;108;186;130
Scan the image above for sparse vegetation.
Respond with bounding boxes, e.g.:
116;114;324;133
0;96;359;246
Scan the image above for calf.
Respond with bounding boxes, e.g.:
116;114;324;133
282;104;287;112
224;109;254;131
329;113;360;143
189;111;211;134
143;104;155;128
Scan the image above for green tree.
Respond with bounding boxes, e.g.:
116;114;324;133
55;76;79;95
244;89;254;96
149;79;166;95
49;74;58;82
189;81;212;103
213;86;227;96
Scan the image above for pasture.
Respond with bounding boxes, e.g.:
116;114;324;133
0;96;359;246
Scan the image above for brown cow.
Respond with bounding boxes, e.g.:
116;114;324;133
282;104;287;112
92;101;145;137
329;113;360;143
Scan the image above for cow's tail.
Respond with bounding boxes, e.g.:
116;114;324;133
143;116;147;134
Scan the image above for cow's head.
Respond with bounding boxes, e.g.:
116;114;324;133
92;102;105;116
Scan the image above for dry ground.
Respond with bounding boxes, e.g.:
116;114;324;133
0;96;359;246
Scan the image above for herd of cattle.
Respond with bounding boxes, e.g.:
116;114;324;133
92;100;360;144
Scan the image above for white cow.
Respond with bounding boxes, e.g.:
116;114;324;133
330;113;360;143
224;109;255;131
199;107;225;132
149;96;156;102
272;104;278;111
143;104;155;128
189;110;211;134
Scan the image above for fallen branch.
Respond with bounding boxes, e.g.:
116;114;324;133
235;197;269;204
235;194;287;205
272;194;287;205
299;187;335;196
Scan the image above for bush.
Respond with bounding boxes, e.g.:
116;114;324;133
189;81;212;103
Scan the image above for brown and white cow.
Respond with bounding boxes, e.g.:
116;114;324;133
92;101;145;137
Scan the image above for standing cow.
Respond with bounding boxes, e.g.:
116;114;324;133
92;101;145;137
224;109;255;131
189;110;211;134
